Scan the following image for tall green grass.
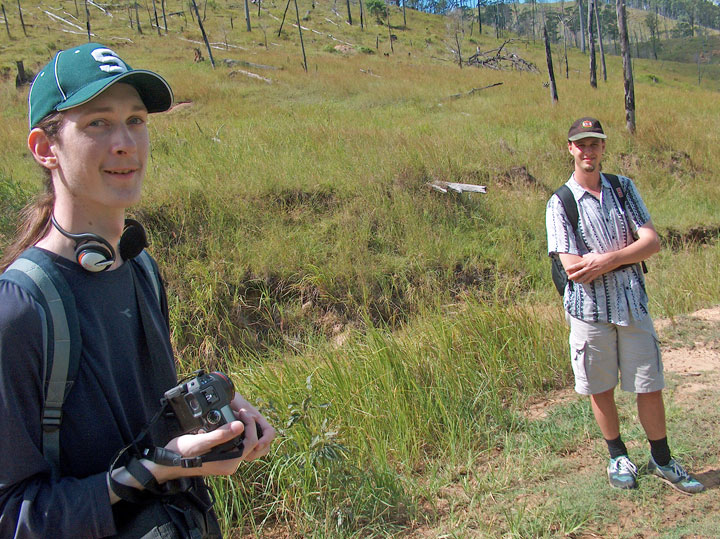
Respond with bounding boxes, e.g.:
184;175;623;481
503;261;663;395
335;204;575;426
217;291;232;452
210;301;569;534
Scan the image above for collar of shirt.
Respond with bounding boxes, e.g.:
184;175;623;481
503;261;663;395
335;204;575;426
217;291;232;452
567;172;611;203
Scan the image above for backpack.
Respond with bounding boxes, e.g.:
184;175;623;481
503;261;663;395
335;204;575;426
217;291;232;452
1;248;222;538
550;173;647;296
0;247;161;477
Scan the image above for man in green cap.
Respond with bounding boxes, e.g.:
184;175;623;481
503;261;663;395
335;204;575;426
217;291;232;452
0;43;275;536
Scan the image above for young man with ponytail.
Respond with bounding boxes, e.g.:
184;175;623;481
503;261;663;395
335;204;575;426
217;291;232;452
0;43;275;537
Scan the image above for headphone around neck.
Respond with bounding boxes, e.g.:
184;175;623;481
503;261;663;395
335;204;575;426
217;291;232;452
50;215;148;272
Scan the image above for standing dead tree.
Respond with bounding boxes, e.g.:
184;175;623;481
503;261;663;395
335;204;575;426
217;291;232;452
578;0;586;53
595;0;606;81
16;0;27;36
244;0;251;30
2;4;10;38
588;0;597;88
278;0;291;35
190;0;214;67
85;0;91;41
543;24;558;102
293;0;307;72
616;0;635;133
151;0;161;35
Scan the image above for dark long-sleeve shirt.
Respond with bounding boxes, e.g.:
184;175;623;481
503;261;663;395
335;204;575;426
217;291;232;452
0;250;179;538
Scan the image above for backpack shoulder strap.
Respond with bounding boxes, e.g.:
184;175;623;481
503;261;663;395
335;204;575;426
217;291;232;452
603;173;625;207
0;247;81;477
134;250;162;305
553;184;579;231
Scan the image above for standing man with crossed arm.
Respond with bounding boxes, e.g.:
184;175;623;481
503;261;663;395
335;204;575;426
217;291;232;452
545;117;704;493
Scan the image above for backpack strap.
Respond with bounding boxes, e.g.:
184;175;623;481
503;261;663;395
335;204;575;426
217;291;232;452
603;173;624;206
134;250;161;305
0;247;81;478
553;184;579;232
603;174;648;274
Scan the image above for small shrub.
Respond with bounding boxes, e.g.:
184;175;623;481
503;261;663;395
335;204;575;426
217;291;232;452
357;46;375;54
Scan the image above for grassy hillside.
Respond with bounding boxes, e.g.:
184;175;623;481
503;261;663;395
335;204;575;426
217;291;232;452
1;1;719;536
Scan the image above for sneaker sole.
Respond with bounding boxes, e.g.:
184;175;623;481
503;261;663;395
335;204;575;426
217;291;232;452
650;471;703;496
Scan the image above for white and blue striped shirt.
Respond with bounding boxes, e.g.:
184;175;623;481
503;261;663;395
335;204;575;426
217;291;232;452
546;173;652;325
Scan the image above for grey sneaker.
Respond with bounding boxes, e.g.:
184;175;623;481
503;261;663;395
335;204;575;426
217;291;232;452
648;456;705;494
607;455;638;489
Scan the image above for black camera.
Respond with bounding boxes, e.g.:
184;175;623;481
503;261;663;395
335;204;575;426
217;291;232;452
165;370;261;457
165;370;236;435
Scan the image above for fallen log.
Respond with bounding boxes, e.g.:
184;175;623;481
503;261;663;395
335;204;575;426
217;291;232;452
427;181;487;194
448;82;503;99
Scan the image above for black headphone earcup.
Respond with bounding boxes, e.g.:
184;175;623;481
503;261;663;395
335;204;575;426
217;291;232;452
119;218;148;261
75;241;115;272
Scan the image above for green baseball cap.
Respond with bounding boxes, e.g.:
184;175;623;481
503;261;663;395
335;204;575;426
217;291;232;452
28;42;173;129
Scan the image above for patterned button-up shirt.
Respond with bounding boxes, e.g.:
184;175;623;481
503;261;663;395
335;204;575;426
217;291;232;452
546;173;652;325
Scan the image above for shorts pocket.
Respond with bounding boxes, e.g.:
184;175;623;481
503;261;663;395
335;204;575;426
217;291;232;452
571;342;589;385
653;335;663;374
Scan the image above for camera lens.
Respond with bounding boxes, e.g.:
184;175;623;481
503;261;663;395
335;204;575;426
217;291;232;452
206;410;222;425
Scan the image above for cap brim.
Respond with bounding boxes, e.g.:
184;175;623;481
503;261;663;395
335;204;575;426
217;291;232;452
56;69;173;115
568;132;607;142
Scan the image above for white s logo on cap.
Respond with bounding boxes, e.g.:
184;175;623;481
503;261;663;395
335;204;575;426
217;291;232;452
91;48;128;74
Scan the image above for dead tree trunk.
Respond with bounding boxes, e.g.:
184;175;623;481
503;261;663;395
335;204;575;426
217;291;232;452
616;0;635;134
578;0;586;53
588;0;596;88
161;0;167;32
85;0;91;41
15;60;30;87
293;0;307;71
595;0;606;81
2;4;11;38
191;0;215;67
359;0;364;30
152;0;161;35
278;0;290;36
402;0;406;27
477;0;482;34
455;32;462;68
345;0;352;25
544;24;558;102
16;0;26;36
387;7;393;53
244;0;251;31
135;2;142;34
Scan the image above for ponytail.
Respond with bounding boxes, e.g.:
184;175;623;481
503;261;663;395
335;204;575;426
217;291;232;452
0;113;63;272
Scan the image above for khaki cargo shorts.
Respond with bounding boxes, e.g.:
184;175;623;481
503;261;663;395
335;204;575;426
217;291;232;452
565;312;664;395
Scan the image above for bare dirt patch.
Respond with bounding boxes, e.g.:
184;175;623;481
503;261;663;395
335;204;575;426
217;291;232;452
415;306;720;538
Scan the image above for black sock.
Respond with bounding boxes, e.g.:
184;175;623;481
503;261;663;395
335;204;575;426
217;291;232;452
649;437;671;466
605;435;628;459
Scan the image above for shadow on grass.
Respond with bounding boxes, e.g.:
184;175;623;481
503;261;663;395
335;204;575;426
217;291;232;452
693;469;720;489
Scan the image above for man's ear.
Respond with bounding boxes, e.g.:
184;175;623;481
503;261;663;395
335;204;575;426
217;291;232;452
28;128;59;170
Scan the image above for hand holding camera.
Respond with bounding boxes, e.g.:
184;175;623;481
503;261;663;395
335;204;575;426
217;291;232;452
164;371;264;460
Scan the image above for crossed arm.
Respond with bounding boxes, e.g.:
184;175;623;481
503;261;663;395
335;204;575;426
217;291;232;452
558;221;661;284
